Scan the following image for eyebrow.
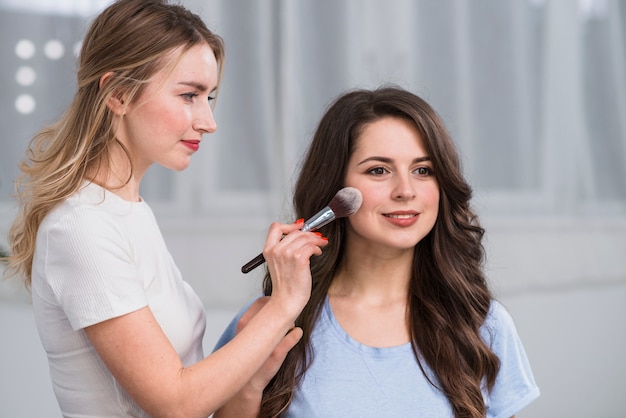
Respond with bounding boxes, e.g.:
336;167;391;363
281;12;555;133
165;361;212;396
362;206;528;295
178;81;215;93
357;156;431;165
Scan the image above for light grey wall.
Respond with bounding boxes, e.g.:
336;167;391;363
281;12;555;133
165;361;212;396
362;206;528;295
501;283;626;418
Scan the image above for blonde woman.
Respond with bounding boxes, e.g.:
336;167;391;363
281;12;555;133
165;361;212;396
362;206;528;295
3;1;326;416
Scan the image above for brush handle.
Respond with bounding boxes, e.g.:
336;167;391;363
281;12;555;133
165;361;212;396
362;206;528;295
241;206;336;274
241;253;265;273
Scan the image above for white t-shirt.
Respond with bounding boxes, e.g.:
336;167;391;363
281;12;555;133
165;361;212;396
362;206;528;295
31;182;206;417
215;297;540;417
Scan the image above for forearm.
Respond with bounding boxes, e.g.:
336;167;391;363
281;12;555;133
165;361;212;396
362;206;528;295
213;387;262;418
175;299;295;416
87;301;294;418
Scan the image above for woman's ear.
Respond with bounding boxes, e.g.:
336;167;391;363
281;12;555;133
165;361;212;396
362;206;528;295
100;72;127;115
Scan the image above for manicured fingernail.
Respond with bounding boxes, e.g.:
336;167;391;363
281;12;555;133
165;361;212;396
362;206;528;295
295;218;305;224
314;232;328;241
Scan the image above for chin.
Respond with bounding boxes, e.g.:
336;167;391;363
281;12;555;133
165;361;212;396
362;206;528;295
174;164;190;172
164;159;192;171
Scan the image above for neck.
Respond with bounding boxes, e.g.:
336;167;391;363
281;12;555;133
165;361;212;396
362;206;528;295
327;242;413;347
87;145;144;202
330;243;413;302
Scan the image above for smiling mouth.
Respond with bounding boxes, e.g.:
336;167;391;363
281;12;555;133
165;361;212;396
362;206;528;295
384;213;417;219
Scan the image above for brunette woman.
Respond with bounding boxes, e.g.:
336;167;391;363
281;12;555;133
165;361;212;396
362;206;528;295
214;86;539;418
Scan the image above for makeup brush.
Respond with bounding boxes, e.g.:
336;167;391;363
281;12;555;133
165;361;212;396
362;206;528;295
241;187;362;274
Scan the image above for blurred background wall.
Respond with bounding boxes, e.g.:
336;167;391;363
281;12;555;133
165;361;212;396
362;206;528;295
1;0;625;416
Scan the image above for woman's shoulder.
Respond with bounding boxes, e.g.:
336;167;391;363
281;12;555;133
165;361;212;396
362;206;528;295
486;299;513;324
483;301;541;414
480;300;521;344
41;182;148;233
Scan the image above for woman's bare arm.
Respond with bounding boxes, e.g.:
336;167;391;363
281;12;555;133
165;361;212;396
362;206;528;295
85;222;325;418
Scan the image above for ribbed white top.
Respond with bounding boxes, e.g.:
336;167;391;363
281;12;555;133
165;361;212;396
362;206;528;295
31;182;206;417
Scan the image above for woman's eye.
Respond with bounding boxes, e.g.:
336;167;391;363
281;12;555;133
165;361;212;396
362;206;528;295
182;92;198;101
367;167;388;175
415;166;433;176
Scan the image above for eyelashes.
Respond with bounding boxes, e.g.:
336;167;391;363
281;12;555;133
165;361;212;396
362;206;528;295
414;166;434;177
181;92;198;101
365;165;434;177
367;166;388;176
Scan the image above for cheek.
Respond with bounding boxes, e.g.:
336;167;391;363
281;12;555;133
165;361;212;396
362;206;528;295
422;182;440;206
346;190;383;234
143;101;187;133
419;184;440;228
151;106;179;127
428;188;441;225
346;197;373;230
350;190;380;224
429;188;441;208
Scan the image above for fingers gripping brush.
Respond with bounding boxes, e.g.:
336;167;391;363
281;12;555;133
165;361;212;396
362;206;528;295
241;187;363;273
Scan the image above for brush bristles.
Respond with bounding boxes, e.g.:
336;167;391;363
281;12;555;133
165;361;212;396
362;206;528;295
328;187;362;218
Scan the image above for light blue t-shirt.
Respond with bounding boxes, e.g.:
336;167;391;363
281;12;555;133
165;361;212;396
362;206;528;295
214;297;539;417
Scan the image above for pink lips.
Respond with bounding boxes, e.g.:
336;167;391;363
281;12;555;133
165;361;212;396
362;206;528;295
383;211;418;227
181;140;200;151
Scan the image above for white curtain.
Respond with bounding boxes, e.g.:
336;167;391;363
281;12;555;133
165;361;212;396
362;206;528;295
1;0;625;221
157;0;626;220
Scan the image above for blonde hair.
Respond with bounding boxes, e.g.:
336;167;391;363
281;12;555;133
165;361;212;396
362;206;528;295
4;0;225;287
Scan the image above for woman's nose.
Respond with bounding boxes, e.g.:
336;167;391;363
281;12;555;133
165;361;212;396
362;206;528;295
193;105;217;134
393;174;416;200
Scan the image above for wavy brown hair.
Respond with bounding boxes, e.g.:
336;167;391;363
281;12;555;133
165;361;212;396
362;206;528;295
261;86;500;417
4;0;224;287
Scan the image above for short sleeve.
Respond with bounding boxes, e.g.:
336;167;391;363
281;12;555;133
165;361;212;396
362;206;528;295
43;206;148;330
483;301;540;418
